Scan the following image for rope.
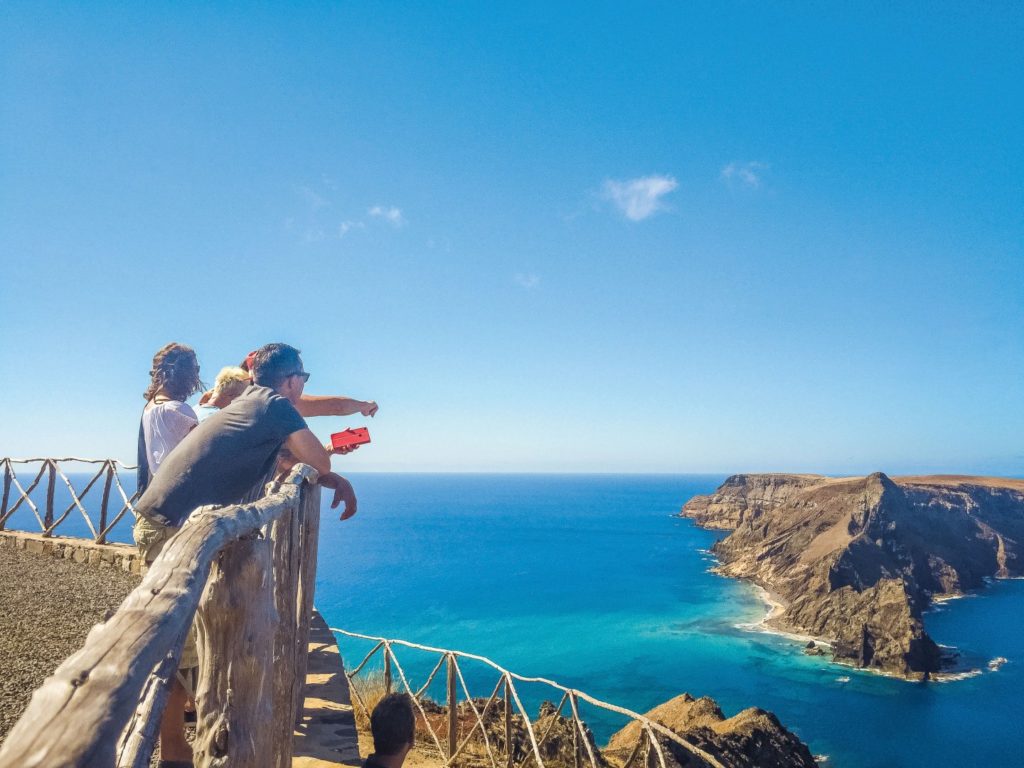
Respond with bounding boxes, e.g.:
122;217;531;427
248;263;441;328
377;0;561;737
331;628;727;768
0;457;138;541
6;457;138;468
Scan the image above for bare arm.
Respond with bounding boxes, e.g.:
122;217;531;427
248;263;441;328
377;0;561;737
296;394;378;418
282;428;331;477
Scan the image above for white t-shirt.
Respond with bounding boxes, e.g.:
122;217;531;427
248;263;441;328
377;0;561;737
142;400;198;475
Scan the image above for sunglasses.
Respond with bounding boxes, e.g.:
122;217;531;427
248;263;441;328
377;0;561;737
287;370;311;382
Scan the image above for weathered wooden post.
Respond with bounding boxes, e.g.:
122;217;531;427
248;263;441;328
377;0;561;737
270;498;300;768
0;459;11;530
447;654;458;764
572;695;581;768
384;646;393;694
504;676;513;768
43;460;56;534
291;479;321;719
116;629;190;768
269;466;319;768
97;461;114;543
193;533;276;767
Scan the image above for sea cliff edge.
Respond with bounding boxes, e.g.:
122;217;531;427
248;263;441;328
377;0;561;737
680;472;1024;679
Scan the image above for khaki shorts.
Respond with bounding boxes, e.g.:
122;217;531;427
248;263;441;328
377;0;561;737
133;515;200;670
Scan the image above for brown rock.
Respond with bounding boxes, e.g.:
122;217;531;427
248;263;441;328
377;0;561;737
606;693;817;768
680;473;1024;678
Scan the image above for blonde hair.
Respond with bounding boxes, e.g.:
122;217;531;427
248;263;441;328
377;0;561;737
212;366;250;399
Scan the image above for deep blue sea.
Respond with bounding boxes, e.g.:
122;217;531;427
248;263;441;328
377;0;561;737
8;471;1024;767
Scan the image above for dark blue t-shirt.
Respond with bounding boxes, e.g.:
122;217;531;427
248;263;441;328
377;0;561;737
134;385;307;527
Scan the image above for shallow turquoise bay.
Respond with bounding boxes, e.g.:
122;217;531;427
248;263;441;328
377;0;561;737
316;474;1024;768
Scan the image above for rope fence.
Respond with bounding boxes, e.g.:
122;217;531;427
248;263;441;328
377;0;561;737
332;629;726;768
0;458;139;543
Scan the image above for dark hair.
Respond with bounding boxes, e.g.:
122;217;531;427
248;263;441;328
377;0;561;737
143;343;203;402
371;693;415;756
251;343;303;389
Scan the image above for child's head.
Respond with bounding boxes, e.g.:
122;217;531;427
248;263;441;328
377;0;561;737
210;366;251;407
371;693;416;758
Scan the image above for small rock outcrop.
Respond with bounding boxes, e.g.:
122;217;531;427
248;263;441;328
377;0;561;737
606;693;817;768
419;694;815;768
681;473;1024;678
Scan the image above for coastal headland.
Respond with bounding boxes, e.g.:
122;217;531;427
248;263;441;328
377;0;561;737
681;473;1024;679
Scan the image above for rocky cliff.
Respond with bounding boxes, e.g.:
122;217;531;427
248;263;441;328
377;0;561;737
430;692;817;768
681;473;1024;679
606;693;818;768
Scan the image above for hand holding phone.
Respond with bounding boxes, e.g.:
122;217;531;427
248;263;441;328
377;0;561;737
330;427;371;453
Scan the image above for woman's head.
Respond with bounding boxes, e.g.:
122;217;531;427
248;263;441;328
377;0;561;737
144;343;203;402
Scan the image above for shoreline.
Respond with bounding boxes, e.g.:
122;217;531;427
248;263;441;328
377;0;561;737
737;580;995;683
736;584;830;646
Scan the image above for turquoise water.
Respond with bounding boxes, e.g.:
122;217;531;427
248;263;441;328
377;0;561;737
315;474;1024;768
11;471;1023;766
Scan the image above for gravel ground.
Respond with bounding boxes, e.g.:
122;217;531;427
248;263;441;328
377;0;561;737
0;540;141;739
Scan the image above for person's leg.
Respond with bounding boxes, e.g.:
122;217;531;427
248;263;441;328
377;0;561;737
134;516;194;765
159;677;193;763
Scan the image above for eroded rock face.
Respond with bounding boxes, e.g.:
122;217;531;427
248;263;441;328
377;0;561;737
423;692;816;768
606;693;817;768
681;473;1024;678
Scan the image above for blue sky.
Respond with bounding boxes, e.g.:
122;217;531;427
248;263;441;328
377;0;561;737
1;2;1021;474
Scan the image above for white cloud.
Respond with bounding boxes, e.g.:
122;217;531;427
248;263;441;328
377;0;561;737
602;175;678;221
295;184;330;211
339;220;365;237
514;273;541;289
720;161;769;189
368;205;405;227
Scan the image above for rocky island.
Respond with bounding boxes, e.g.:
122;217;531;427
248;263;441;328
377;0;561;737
681;473;1024;679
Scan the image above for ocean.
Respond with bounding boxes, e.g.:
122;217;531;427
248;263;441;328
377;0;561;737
8;471;1023;767
317;474;1024;768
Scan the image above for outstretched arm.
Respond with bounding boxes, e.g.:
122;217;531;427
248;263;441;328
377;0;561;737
297;395;378;418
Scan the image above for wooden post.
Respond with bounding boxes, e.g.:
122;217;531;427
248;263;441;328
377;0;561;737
270;503;300;768
447;654;458;764
504;676;513;768
115;626;189;768
572;693;581;768
43;460;56;534
97;462;114;544
193;534;276;768
290;480;321;725
269;469;319;768
384;647;392;694
0;460;11;531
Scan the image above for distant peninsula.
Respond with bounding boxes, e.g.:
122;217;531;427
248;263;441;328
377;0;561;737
680;473;1024;679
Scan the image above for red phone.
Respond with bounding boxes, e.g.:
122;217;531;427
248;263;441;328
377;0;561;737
330;427;371;451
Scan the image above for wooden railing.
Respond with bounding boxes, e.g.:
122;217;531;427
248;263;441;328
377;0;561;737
0;464;323;768
0;457;139;542
335;630;727;768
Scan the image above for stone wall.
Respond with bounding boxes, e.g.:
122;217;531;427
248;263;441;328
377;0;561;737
0;530;144;575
